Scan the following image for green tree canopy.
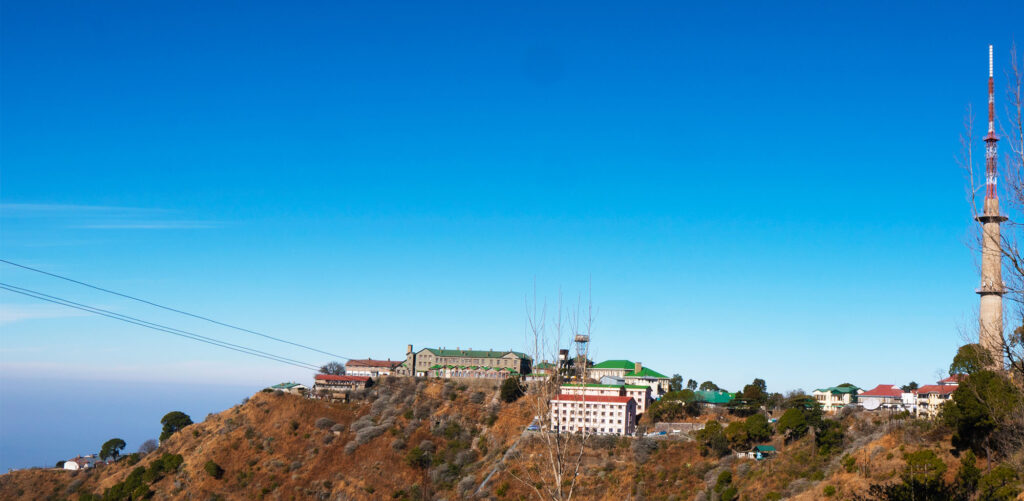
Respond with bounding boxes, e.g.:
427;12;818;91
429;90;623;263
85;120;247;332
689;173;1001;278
724;421;749;450
686;379;698;391
902;450;946;484
159;411;193;442
499;376;525;403
978;464;1022;501
694;420;729;457
669;374;683;392
744;413;771;443
777;408;808;441
900;381;918;392
100;438;127;461
949;344;991;376
943;369;1021;457
699;381;721;392
740;378;768;406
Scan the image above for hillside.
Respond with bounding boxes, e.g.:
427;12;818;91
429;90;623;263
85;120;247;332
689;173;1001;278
1;378;1021;500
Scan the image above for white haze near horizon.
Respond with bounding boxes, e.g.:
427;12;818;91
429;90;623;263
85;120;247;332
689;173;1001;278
0;376;259;472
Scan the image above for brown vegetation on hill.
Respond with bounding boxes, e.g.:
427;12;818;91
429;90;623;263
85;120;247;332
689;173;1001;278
2;378;1022;501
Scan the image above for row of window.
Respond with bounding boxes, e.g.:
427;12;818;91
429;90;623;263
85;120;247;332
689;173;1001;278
554;417;624;424
552;403;625;409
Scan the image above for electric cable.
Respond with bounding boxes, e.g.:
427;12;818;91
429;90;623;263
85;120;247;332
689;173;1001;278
0;259;348;360
0;282;321;371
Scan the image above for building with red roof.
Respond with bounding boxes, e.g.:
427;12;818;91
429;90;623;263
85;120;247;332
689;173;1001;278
937;374;965;386
858;384;905;410
345;359;404;377
312;374;371;396
915;384;957;417
549;393;637;436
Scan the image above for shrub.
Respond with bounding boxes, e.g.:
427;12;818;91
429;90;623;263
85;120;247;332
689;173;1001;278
330;423;346;433
204;460;224;479
314;417;336;430
454;449;478;467
823;485;836;497
405;447;432;469
500;377;525;403
470;392;486;404
355;425;387;445
391;438;406;450
842;454;857;473
496;482;510;497
720;486;738;501
350;415;374;432
632;438;658;464
290;420;299;431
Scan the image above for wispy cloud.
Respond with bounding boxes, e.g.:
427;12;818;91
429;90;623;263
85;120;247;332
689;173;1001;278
0;203;167;215
0;203;219;230
76;221;221;230
0;360;304;386
0;303;90;325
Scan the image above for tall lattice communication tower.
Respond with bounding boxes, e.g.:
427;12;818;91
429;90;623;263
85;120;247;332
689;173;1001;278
976;44;1007;370
573;332;590;383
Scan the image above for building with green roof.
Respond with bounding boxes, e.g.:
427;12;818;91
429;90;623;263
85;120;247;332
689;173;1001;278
693;390;736;405
590;360;671;396
399;344;532;378
812;384;862;413
269;382;308;395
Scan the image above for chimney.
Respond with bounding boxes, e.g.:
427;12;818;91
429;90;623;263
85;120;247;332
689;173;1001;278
407;344;413;354
634;362;642;374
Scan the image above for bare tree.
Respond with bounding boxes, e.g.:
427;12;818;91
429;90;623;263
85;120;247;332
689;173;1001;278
959;45;1024;467
319;361;345;375
500;282;596;501
137;439;158;455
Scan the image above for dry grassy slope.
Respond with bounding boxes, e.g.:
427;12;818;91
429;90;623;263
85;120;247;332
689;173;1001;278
0;378;534;501
5;386;1014;501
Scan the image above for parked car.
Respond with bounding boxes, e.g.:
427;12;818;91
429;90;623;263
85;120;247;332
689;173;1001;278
527;424;540;431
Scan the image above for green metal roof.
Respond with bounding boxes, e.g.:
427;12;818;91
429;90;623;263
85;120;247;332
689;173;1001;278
534;362;555;369
626;367;668;379
270;382;304;389
592;359;635;369
424;348;530;359
814;385;860;394
754;445;776;452
694;390;735;404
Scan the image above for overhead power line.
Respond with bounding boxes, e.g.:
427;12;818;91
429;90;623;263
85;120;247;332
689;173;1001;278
0;259;348;360
0;282;321;372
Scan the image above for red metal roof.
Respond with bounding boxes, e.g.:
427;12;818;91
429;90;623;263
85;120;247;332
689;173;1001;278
552;394;634;404
859;384;903;397
916;384;956;395
346;359;403;369
314;374;371;382
938;374;965;385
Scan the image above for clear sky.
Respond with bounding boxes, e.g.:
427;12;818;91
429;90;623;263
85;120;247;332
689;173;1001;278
2;1;1023;467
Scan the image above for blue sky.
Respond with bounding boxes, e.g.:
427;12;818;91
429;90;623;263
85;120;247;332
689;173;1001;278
2;2;1023;461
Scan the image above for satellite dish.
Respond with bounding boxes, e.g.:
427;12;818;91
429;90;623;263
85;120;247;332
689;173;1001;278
863;399;881;411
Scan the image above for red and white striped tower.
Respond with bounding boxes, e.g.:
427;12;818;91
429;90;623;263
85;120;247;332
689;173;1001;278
977;44;1006;369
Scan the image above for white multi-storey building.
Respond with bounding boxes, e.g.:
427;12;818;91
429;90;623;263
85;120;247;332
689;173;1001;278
559;383;652;416
549;394;637;436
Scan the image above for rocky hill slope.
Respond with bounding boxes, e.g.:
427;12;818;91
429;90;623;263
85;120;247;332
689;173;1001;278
1;378;1020;500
